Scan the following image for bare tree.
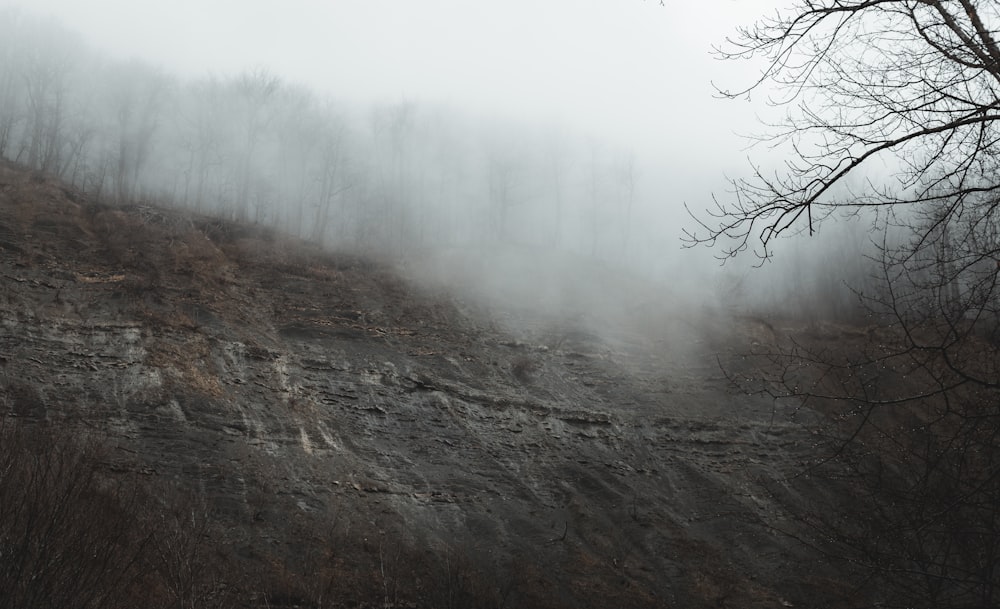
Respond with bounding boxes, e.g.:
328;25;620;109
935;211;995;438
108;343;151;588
104;63;169;204
545;135;567;248
614;152;637;261
173;78;224;211
14;17;80;174
487;152;521;242
686;1;1000;264
585;141;607;257
312;122;354;245
0;10;24;160
230;67;280;222
692;3;1000;607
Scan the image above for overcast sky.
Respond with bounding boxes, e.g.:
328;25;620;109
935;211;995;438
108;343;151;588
4;1;780;185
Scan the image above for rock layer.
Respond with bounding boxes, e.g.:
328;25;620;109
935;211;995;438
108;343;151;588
0;163;843;607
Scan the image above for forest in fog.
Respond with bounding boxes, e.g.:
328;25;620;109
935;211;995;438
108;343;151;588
0;7;880;319
0;11;647;259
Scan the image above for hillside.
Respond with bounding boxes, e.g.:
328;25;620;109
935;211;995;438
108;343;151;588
0;161;853;608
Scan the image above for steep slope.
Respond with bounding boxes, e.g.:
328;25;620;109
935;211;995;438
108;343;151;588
0;162;850;607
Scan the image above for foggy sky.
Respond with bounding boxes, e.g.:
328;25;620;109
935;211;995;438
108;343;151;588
4;0;777;188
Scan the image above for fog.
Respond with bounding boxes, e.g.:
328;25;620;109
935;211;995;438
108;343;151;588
0;2;873;325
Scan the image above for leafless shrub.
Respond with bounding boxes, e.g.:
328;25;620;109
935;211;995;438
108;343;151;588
146;490;239;609
0;419;153;609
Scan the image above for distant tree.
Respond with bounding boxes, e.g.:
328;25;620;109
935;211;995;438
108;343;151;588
309;108;353;245
230;67;281;222
422;109;467;247
0;10;24;159
545;135;568;247
585;142;606;257
174;77;231;212
614;152;637;260
14;16;80;174
104;63;170;203
385;101;417;246
487;152;521;242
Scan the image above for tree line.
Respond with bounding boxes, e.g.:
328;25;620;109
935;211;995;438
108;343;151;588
0;9;644;265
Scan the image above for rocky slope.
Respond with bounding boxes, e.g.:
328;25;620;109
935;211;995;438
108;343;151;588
0;162;850;607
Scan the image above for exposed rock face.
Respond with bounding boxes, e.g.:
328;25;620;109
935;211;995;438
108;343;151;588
0;163;843;607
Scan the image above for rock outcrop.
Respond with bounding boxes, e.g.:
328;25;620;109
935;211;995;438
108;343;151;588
0;162;846;607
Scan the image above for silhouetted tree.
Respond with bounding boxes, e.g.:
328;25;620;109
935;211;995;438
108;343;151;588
14;17;81;174
0;10;23;159
545;134;568;247
695;3;1000;607
614;152;637;261
687;1;1000;264
105;63;169;203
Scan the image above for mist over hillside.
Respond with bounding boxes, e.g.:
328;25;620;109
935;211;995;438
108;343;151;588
0;7;878;322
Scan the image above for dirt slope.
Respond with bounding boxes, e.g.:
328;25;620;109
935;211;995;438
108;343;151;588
0;163;852;607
